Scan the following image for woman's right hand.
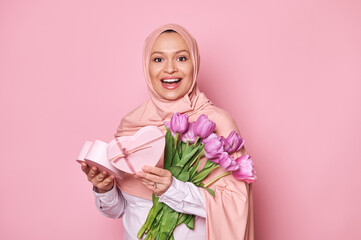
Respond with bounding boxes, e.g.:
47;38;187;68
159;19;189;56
81;162;115;193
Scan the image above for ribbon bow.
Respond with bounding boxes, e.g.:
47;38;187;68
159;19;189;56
109;135;164;174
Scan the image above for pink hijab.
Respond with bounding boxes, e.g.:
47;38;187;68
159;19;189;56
115;23;254;240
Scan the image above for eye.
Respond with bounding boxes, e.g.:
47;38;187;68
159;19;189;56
177;56;187;62
153;57;163;63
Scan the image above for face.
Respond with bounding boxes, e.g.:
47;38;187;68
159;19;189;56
149;32;194;101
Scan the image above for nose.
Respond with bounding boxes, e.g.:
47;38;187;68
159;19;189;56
164;60;177;73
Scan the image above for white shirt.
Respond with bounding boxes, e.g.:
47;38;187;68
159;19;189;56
93;177;206;240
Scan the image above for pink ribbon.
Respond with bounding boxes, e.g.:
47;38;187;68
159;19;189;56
110;135;164;174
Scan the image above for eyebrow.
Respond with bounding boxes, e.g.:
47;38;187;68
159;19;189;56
151;50;190;56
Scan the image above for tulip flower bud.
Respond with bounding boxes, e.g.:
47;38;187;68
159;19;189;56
170;112;189;134
203;135;224;162
224;130;245;154
181;122;197;144
232;155;257;183
194;114;216;139
218;152;233;169
202;133;217;144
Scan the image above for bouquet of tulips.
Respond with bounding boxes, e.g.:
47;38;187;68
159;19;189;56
137;113;256;240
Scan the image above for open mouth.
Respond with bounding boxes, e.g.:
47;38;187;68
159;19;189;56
161;78;182;84
160;78;182;90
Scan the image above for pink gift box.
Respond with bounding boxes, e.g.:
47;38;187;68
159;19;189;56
77;126;165;177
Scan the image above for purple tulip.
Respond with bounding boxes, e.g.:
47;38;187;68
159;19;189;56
202;133;218;144
194;114;216;139
181;122;197;144
169;112;189;134
224;130;245;154
164;121;176;137
203;135;224;161
225;159;240;172
218;152;233;169
232;155;257;183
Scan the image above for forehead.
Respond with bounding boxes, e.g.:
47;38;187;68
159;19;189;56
151;32;189;52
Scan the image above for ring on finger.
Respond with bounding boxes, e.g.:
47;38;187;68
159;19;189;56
153;182;157;189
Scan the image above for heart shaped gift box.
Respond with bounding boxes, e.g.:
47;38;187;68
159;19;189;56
77;126;165;177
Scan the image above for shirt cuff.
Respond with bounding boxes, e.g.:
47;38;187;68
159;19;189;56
157;176;206;218
92;180;118;204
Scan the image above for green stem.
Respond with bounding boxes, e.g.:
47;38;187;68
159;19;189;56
174;133;179;148
189;149;204;167
204;171;231;188
192;137;200;147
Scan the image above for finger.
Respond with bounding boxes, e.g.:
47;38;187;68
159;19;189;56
136;171;161;183
138;177;153;186
142;166;171;177
97;175;114;189
88;166;99;180
97;170;108;181
81;162;90;174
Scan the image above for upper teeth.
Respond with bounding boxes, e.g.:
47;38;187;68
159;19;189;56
162;78;180;83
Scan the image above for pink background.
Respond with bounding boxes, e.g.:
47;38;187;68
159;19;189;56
1;0;360;239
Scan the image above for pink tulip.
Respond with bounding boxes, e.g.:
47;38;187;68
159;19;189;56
232;155;257;183
181;122;197;144
194;114;216;139
224;130;245;154
218;152;233;169
203;135;224;162
202;133;218;144
225;159;240;172
164;121;176;137
170;112;189;134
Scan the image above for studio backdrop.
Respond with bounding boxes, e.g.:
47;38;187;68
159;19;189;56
0;0;360;239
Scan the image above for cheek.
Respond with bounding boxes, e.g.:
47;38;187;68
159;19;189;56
184;64;194;86
149;64;161;84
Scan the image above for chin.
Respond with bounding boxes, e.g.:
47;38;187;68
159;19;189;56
161;94;183;101
157;90;186;101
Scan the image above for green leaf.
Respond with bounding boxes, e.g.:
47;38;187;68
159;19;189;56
195;182;204;187
181;141;187;152
191;165;219;183
203;159;215;169
177;171;190;182
172;150;181;166
189;158;201;180
137;197;164;239
202;186;215;197
175;145;200;168
169;166;182;178
176;213;188;226
159;207;179;240
185;215;195;230
163;129;175;170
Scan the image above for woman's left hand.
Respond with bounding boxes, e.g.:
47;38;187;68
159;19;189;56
135;166;173;196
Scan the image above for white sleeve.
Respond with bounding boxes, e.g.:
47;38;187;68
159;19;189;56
93;181;126;219
157;177;206;218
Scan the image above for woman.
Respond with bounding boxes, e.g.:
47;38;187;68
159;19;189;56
81;23;254;240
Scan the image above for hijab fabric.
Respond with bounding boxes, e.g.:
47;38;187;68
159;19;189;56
116;23;211;136
114;23;254;240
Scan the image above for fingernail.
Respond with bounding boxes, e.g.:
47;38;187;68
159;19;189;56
137;172;144;177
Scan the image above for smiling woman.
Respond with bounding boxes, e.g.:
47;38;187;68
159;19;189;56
149;30;194;101
81;23;254;240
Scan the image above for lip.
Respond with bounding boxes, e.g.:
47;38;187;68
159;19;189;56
161;76;181;80
160;76;182;90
